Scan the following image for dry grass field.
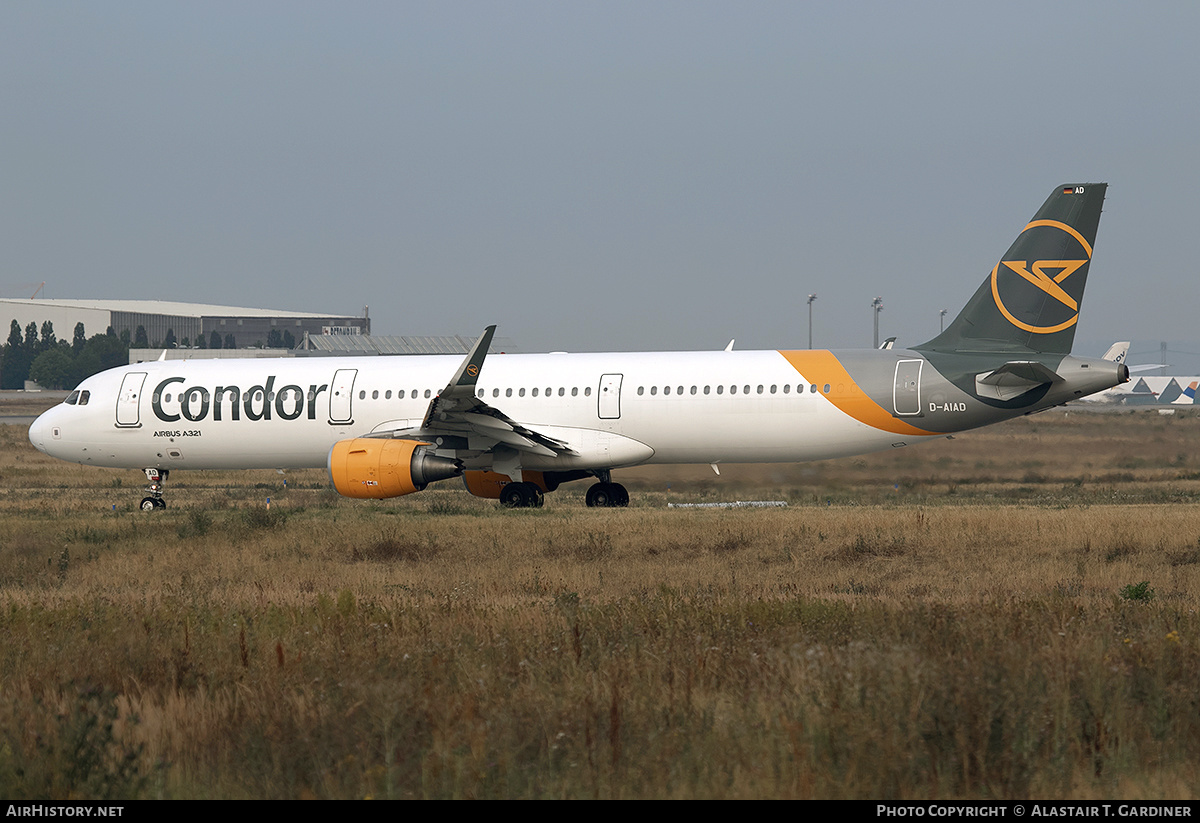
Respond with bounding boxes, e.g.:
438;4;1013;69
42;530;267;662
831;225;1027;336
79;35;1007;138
1;399;1199;799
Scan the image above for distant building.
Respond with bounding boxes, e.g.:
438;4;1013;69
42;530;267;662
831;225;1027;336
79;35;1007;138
129;333;518;363
299;333;518;355
0;298;369;349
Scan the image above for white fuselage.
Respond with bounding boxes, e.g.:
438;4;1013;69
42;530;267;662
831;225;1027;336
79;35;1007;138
28;349;931;472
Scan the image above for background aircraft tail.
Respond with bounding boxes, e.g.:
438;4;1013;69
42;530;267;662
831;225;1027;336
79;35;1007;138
918;183;1107;356
1101;341;1130;364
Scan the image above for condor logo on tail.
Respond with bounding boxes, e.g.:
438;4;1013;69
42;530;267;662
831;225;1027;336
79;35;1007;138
990;219;1093;334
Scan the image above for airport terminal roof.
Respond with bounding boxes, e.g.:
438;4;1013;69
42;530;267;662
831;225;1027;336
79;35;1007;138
0;298;335;318
305;334;518;354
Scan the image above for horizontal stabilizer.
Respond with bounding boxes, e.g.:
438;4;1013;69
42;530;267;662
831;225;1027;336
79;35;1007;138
976;360;1062;401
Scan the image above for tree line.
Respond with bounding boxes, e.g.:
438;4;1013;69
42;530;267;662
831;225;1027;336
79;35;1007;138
1;320;126;390
0;320;297;390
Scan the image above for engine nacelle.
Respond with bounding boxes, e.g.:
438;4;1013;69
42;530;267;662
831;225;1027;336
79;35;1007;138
328;438;461;499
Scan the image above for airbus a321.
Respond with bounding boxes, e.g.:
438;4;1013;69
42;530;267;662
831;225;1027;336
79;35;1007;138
29;184;1128;510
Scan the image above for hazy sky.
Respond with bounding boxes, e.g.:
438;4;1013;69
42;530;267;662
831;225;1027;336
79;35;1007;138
3;2;1198;369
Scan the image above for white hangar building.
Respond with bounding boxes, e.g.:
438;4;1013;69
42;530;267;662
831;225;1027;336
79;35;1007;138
0;298;369;348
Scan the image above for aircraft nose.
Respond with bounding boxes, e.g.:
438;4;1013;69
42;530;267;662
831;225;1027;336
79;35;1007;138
28;410;52;454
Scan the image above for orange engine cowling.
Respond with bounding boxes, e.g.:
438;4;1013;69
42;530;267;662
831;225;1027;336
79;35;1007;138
328;438;462;499
461;470;553;499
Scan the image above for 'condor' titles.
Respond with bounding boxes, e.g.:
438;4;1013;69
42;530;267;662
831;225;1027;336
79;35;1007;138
151;376;330;423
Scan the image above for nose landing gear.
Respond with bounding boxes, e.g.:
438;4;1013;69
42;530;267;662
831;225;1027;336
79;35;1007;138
140;468;168;511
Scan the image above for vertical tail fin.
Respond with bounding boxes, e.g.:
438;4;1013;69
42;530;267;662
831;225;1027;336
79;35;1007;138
1100;341;1130;364
918;183;1107;356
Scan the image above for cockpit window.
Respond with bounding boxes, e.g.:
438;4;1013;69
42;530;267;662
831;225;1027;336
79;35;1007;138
65;391;79;405
78;390;90;405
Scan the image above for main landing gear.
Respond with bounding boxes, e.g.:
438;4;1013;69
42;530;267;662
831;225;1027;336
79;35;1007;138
140;468;168;511
585;481;628;508
499;481;545;508
495;470;629;509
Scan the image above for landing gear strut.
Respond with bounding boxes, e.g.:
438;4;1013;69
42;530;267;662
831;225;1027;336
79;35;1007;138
140;468;168;511
499;481;545;509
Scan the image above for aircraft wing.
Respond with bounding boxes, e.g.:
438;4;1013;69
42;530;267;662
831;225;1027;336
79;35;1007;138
369;411;575;458
366;325;578;458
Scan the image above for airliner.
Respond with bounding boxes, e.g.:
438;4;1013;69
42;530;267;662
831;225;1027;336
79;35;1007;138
28;184;1128;510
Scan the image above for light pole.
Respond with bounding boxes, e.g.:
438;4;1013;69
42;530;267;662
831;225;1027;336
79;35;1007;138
939;308;947;333
807;294;817;349
872;296;884;348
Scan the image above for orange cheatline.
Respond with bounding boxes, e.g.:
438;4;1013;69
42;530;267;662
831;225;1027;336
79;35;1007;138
777;349;939;437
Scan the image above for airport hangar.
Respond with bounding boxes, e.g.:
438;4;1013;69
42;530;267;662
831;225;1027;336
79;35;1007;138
1;298;516;361
0;298;369;350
